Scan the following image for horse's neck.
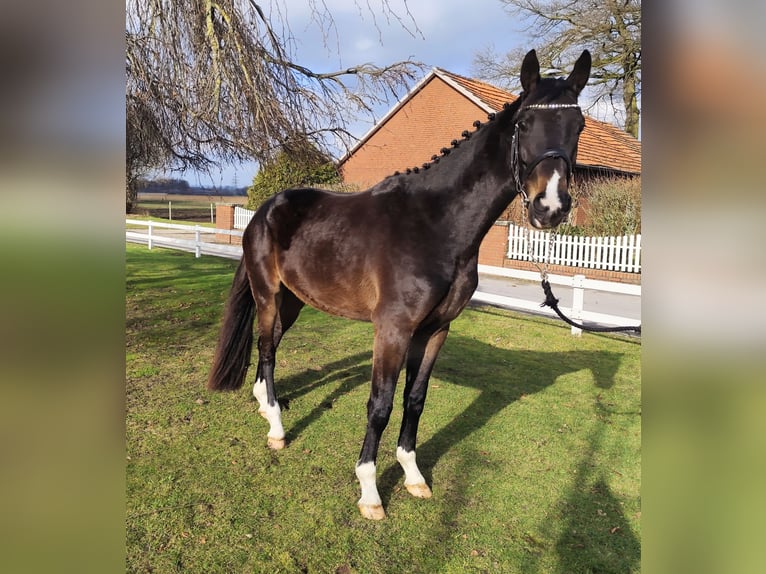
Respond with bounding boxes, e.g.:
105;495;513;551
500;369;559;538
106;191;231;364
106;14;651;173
433;126;518;250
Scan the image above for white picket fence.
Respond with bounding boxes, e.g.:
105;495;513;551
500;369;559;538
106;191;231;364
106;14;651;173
507;224;641;273
234;206;255;229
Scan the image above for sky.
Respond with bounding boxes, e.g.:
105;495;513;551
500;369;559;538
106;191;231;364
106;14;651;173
179;0;626;188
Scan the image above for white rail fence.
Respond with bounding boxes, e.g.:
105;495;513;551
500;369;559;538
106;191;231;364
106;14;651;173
507;224;641;273
126;219;640;336
474;264;640;336
126;219;243;259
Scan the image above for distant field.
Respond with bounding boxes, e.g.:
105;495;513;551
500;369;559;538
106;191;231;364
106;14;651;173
134;193;249;223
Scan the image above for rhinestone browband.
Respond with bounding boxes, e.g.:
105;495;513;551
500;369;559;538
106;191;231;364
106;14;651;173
522;103;581;110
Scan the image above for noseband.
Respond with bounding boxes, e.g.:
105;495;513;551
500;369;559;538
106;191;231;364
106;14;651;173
510;103;580;206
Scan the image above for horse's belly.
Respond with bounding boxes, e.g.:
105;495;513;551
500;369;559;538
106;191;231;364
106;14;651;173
279;267;377;322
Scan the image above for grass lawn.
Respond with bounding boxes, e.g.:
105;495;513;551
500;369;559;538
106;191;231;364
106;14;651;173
126;244;641;573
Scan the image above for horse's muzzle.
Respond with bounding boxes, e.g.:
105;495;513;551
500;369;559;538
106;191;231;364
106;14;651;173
529;190;571;229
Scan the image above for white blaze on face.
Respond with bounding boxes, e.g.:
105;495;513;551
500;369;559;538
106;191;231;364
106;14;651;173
538;169;563;213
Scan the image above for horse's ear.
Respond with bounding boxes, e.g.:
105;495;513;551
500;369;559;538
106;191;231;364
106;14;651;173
520;49;540;93
566;50;591;95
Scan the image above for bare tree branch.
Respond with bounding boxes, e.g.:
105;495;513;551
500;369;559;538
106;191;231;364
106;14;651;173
125;0;424;209
472;0;641;137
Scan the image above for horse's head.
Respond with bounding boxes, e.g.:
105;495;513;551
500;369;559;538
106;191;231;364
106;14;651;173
511;49;591;229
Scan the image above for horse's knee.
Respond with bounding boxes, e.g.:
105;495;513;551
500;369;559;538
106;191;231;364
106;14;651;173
366;399;394;430
405;397;425;418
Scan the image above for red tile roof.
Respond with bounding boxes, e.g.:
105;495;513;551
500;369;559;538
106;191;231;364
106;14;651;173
436;69;520;111
436;69;641;174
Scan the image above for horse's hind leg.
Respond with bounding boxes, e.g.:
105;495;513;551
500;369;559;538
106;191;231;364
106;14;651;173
396;325;450;499
252;285;303;450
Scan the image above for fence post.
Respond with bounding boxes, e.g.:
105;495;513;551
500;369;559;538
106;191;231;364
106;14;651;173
215;204;236;244
195;226;201;258
148;221;153;250
570;274;585;336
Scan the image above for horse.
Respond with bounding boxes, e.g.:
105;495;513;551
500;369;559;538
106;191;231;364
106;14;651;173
207;49;592;520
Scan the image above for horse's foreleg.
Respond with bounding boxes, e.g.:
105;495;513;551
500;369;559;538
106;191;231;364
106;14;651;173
356;325;410;520
396;325;450;499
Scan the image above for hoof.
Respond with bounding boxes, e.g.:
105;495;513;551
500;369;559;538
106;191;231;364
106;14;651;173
358;504;386;520
267;437;286;450
405;483;433;499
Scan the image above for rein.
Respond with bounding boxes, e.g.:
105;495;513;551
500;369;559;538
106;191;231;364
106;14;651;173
518;200;642;335
511;103;641;335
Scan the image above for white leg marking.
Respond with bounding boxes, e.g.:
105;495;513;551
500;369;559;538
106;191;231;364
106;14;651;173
396;446;426;486
253;378;267;408
539;169;562;212
355;462;382;508
252;378;284;444
396;446;432;498
355;460;385;519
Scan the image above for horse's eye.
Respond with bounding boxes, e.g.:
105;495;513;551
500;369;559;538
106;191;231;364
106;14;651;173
517;120;528;132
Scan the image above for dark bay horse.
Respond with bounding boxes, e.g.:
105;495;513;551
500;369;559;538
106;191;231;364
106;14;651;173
208;49;591;520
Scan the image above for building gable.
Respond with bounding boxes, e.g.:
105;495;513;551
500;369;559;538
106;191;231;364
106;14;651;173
339;74;489;189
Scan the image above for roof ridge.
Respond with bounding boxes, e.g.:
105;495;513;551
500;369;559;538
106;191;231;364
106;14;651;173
435;68;640;146
436;67;502;88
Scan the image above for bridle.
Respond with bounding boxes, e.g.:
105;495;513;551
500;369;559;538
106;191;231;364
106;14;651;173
507;101;641;335
508;101;582;277
510;102;580;207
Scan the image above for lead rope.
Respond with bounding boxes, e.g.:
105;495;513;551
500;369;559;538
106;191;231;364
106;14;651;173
518;192;641;335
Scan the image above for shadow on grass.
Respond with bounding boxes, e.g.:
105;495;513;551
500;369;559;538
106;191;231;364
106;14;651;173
265;328;638;572
518;400;641;573
384;336;638;572
277;351;372;445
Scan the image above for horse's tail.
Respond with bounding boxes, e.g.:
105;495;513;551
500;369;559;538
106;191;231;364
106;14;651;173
207;259;255;391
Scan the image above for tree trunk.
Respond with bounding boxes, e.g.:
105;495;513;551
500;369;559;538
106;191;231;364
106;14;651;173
622;58;639;139
126;176;138;214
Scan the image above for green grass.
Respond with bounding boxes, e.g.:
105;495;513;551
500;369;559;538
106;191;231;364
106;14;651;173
126;244;641;573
